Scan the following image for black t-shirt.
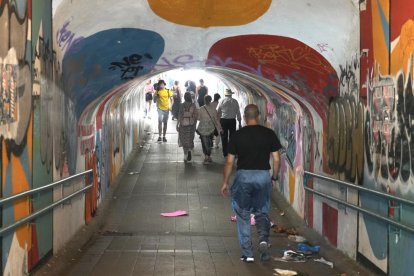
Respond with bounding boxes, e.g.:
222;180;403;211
228;125;282;170
197;86;208;105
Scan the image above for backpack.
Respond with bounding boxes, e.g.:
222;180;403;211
180;105;195;126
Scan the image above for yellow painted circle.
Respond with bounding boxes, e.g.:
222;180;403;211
147;0;272;27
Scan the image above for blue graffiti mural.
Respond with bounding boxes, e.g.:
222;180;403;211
62;28;165;117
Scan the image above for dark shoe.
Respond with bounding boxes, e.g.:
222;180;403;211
187;151;192;161
259;241;270;262
240;255;254;263
163;137;167;142
157;137;162;142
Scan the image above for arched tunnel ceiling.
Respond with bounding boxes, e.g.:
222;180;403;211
53;0;360;116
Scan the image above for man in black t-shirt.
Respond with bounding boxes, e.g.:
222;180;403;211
221;104;281;263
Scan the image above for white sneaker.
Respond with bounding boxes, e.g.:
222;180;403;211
240;255;254;263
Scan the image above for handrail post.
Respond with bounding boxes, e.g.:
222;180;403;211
303;172;309;227
339;184;348;215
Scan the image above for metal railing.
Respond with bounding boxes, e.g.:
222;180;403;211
303;171;414;234
0;170;93;237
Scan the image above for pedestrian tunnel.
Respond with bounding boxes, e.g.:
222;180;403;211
5;0;414;274
78;64;328;245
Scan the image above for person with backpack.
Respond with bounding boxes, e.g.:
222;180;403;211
176;92;198;162
196;79;208;107
154;79;173;142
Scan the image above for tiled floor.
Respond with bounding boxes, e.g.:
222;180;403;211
62;119;375;276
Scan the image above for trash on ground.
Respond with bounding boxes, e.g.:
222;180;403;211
274;268;298;275
230;214;256;225
274;250;307;262
280;211;285;216
288;235;307;243
160;210;188;217
314;257;334;268
127;171;140;175
273;226;298;235
297;243;320;252
270;221;276;228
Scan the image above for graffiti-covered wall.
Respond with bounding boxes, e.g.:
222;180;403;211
356;0;414;274
1;0;33;273
0;1;150;273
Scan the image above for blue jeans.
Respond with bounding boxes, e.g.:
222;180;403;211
231;170;272;257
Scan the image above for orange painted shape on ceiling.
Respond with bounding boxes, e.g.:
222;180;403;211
372;0;389;74
391;20;414;75
147;0;272;27
289;169;295;204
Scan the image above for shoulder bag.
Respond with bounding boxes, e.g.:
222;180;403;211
203;106;219;136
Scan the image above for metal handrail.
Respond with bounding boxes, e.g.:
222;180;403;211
0;184;92;237
0;169;94;237
304;171;414;206
303;171;414;234
0;169;93;206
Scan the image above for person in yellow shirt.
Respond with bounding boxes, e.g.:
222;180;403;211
154;80;173;142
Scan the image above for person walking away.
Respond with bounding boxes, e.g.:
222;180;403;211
176;92;198;162
211;93;221;148
144;79;154;118
217;89;241;157
196;79;208;107
185;80;197;104
220;104;281;263
154;79;173;142
171;80;182;120
196;95;222;164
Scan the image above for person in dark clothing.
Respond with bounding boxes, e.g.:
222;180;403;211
185;80;196;92
221;104;281;263
185;80;197;103
196;79;208;107
171;80;182;120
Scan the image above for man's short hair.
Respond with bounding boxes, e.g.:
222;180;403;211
204;95;212;104
244;104;260;119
